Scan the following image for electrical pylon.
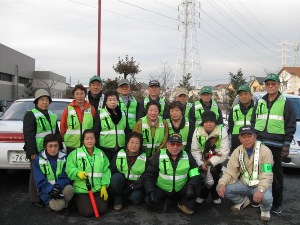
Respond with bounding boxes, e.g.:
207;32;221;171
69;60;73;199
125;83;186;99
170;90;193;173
174;0;201;88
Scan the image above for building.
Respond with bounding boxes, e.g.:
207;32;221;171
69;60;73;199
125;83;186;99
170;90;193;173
278;67;300;95
249;76;265;92
0;43;66;101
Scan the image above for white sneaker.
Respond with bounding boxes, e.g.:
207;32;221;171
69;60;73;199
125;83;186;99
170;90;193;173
195;197;206;204
231;197;250;211
213;198;222;205
261;211;271;221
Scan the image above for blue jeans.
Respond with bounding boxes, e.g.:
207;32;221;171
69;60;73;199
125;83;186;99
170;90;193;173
224;180;273;211
110;173;144;205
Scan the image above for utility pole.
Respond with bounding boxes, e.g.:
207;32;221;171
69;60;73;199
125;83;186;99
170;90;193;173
97;0;101;77
174;0;201;88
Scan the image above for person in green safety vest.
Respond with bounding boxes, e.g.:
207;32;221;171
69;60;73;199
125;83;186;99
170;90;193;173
251;73;296;215
217;125;274;222
137;79;170;120
33;134;74;211
23;89;62;208
109;131;149;211
144;133;202;216
190;86;223;127
117;79;139;135
86;75;105;110
174;87;194;120
166;101;194;152
228;84;254;153
66;129;111;217
93;89;126;162
191;111;229;205
133;100;169;157
60;84;96;154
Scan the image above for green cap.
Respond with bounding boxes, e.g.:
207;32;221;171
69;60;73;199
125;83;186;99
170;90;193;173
199;86;212;95
238;84;251;93
89;75;102;84
264;73;280;83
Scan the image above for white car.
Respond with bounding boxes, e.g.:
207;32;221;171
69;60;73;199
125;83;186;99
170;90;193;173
0;98;72;170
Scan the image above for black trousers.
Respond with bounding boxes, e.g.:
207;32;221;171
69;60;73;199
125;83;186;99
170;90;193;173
266;145;283;207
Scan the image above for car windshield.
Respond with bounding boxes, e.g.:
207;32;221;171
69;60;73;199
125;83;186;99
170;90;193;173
0;101;69;121
289;98;300;121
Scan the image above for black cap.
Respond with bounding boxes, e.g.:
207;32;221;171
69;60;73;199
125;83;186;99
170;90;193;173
239;125;255;135
201;111;217;125
168;133;182;143
149;80;160;87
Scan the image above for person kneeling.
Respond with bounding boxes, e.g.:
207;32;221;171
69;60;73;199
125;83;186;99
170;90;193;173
217;126;273;222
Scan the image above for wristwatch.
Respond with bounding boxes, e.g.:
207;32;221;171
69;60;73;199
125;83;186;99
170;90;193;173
258;188;265;193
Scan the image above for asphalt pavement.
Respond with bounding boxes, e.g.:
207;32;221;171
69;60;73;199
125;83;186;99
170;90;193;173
0;168;299;225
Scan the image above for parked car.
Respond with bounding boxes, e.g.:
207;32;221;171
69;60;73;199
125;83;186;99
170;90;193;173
233;92;300;168
0;98;72;170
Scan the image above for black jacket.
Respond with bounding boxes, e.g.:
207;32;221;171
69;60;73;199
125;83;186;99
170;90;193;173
87;91;104;110
144;149;201;195
250;92;296;148
23;107;60;158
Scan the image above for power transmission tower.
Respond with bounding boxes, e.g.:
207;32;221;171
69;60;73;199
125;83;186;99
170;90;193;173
280;40;290;67
293;41;299;66
174;0;201;88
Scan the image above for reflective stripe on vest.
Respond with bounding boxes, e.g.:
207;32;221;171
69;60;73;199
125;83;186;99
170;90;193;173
196;125;223;152
232;104;253;134
184;102;193;118
239;141;261;186
31;109;57;152
254;95;286;135
141;116;165;157
64;105;93;148
194;100;219;126
144;97;166;117
116;149;147;181
119;97;138;129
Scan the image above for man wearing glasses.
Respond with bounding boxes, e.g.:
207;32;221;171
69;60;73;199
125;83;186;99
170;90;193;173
251;73;296;214
144;133;201;215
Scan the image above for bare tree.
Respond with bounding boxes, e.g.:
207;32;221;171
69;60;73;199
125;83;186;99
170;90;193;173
149;62;173;98
35;78;59;95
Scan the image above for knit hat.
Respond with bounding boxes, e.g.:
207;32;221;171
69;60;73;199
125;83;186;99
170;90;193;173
201;111;217;125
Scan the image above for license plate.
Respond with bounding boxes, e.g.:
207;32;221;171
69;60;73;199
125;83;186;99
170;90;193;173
9;150;29;163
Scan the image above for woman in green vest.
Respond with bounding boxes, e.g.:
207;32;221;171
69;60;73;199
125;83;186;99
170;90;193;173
93;89;126;162
33;134;74;211
66;129;111;217
109;131;149;211
133;100;169;157
166;101;194;152
23;89;62;207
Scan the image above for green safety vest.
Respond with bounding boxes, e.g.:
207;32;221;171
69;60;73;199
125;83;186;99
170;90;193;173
196;125;223;152
254;95;286;134
72;146;108;193
232;104;253;134
99;108;126;149
38;150;66;185
144;97;166;117
194;100;219;126
166;118;190;151
116;149;147;181
156;149;199;192
118;97;138;129
141;116;165;157
31;108;57;152
64;106;93;148
184;102;193;118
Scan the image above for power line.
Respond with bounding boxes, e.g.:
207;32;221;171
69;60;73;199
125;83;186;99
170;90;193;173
147;0;177;11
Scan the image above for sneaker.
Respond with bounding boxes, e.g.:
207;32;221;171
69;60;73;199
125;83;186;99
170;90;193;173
213;198;222;205
271;206;282;214
251;203;261;208
31;201;45;208
195;197;206;204
114;204;122;211
231;197;250;211
261;211;271;221
177;203;194;215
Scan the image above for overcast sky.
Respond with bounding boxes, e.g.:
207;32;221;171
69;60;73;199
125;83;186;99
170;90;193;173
1;0;299;87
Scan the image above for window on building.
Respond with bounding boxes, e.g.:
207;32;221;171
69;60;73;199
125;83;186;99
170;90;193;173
0;72;13;82
19;76;30;84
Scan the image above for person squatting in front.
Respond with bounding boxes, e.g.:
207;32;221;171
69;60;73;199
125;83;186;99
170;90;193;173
33;134;74;211
144;133;202;215
66;129;111;217
217;125;273;222
109;131;149;211
191;111;229;204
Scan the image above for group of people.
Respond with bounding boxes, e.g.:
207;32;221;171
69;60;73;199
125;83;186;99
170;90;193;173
22;73;296;222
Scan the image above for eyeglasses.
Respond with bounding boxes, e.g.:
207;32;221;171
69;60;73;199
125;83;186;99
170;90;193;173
169;142;182;147
47;144;59;148
265;82;278;87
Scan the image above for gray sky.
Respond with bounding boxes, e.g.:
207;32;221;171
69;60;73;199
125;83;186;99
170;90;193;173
1;0;299;87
